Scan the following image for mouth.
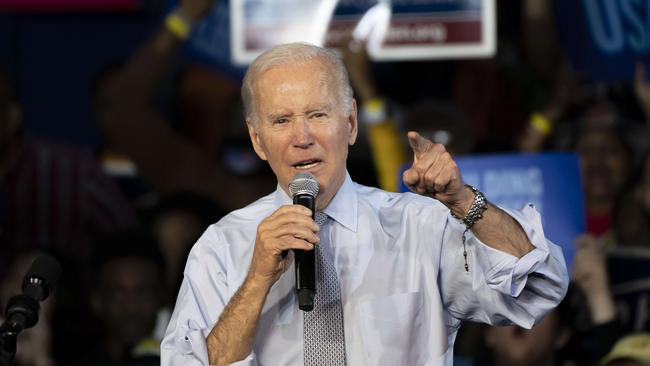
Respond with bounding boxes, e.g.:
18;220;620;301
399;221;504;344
293;159;322;170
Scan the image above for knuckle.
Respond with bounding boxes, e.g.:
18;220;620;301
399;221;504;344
433;143;446;153
424;170;436;182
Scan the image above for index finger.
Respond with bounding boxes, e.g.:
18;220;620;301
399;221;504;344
407;131;433;160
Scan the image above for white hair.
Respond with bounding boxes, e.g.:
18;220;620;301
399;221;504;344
241;42;354;124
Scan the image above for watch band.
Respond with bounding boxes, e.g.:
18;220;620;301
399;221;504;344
451;184;487;229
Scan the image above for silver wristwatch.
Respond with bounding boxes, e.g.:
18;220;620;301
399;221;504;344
451;184;487;229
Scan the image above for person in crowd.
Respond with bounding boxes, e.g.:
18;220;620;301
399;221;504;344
144;190;225;301
484;288;573;366
569;234;622;364
80;229;166;366
161;42;568;365
575;125;633;239
484;233;621;366
98;0;275;214
0;70;137;291
613;190;650;248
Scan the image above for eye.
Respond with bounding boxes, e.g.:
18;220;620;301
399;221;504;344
310;112;327;119
274;117;290;124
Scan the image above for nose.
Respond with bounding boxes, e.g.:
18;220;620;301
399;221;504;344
292;116;314;148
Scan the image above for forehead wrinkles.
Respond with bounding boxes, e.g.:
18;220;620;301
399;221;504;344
254;61;338;112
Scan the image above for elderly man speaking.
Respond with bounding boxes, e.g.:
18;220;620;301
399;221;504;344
161;42;568;366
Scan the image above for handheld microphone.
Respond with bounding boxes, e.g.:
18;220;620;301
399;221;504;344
289;172;319;312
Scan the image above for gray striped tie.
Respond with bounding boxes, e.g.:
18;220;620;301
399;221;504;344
303;212;347;365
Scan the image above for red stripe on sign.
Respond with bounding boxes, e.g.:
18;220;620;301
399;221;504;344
0;0;137;10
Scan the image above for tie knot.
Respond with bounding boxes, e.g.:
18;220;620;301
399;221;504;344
314;212;328;226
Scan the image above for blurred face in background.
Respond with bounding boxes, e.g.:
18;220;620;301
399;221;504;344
485;311;570;366
92;257;163;347
576;128;629;210
247;59;358;211
615;191;650;247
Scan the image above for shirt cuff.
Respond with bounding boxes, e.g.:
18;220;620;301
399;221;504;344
448;203;551;297
172;320;210;364
172;320;258;366
227;353;257;366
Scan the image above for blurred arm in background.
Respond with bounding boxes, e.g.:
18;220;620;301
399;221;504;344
517;0;570;153
343;40;405;192
571;234;622;364
99;0;272;211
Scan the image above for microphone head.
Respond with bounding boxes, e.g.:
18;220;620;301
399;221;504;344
289;172;319;198
22;254;62;301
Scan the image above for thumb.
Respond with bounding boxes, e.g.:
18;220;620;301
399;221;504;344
407;131;432;159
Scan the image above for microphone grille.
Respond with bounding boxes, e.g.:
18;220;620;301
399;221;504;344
289;172;319;198
22;254;62;300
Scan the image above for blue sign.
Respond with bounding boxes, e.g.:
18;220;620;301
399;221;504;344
554;0;650;81
399;152;585;267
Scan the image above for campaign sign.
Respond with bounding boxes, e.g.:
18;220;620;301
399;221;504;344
608;248;650;333
230;0;495;65
399;152;585;267
0;0;137;10
554;0;650;81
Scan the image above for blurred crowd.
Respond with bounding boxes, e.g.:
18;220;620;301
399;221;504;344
3;0;650;365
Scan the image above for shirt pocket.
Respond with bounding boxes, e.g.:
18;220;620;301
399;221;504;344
356;291;432;365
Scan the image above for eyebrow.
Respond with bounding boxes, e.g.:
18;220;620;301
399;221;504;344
266;111;292;121
265;104;333;121
305;104;332;114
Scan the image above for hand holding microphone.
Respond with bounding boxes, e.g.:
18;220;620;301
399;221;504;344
247;174;320;301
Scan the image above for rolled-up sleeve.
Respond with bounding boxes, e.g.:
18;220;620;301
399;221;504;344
161;226;259;366
439;203;569;329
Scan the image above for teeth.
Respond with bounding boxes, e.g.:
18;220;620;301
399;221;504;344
295;161;319;169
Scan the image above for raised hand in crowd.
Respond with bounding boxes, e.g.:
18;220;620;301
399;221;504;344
99;0;274;212
572;234;617;325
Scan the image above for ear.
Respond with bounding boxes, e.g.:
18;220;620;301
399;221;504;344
347;99;358;146
247;120;268;161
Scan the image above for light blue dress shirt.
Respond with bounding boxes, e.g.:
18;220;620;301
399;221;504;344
161;173;569;365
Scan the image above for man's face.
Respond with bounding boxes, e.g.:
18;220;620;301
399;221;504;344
485;311;569;366
577;129;628;204
247;59;357;210
94;258;163;345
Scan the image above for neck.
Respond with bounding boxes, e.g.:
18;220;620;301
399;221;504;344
315;172;346;212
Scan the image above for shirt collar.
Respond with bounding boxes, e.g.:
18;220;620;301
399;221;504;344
272;171;358;232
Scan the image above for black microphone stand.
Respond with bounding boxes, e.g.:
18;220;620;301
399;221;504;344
0;294;41;366
0;321;19;366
